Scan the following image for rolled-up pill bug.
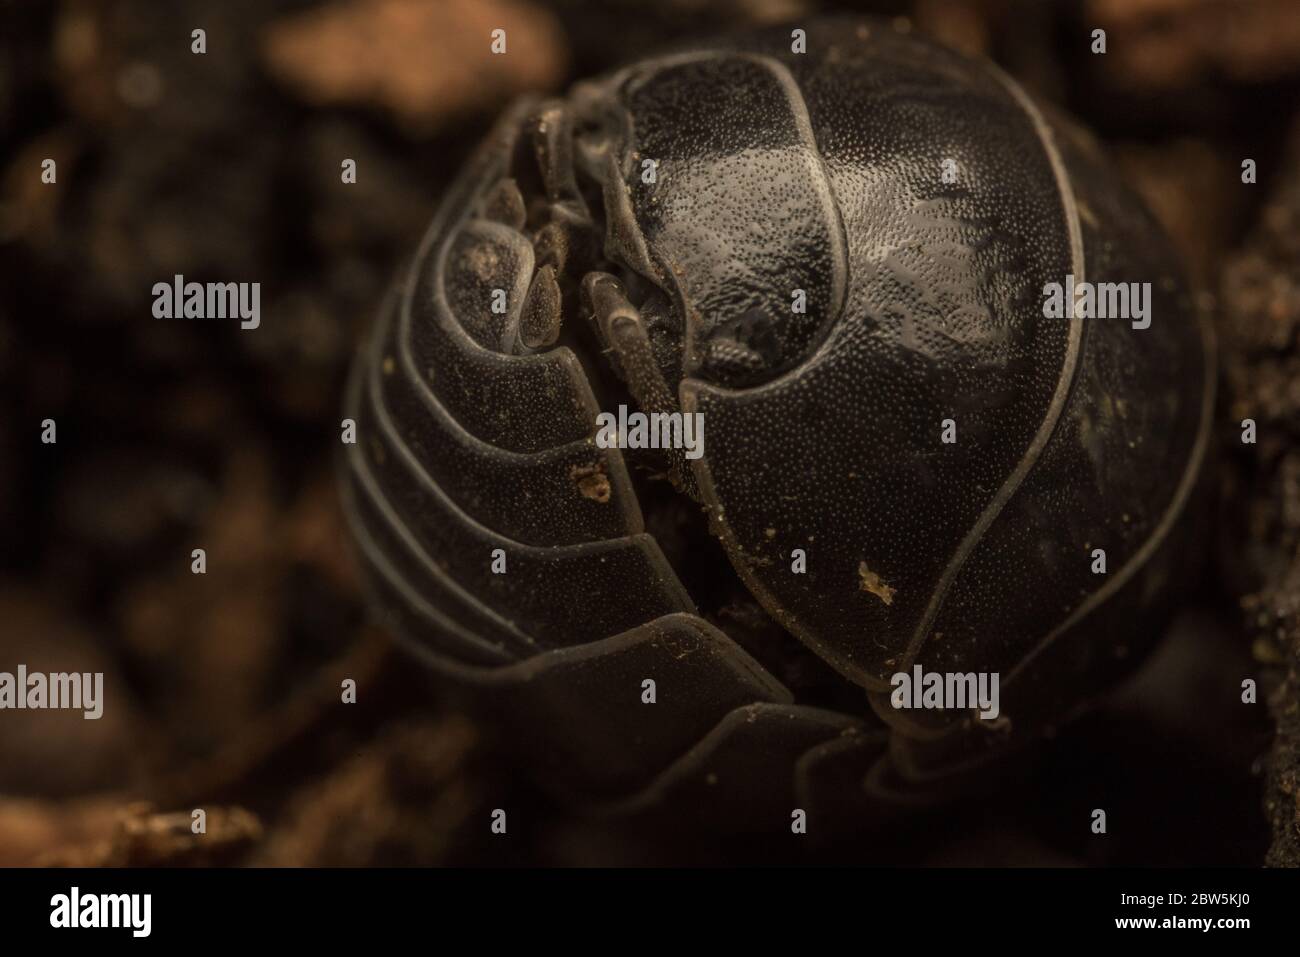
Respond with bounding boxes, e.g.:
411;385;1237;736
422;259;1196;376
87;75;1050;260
339;16;1215;822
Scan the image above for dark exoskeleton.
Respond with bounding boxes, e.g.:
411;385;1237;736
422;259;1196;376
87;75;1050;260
340;18;1215;829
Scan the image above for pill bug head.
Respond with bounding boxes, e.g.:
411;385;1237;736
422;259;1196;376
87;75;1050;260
480;48;850;394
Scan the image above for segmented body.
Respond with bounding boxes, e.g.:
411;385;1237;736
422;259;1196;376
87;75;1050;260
340;18;1214;816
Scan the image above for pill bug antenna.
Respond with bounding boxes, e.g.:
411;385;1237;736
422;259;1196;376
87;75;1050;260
500;89;698;499
582;273;678;415
581;272;699;500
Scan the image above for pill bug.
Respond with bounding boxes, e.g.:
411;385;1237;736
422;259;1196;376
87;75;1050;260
339;17;1214;823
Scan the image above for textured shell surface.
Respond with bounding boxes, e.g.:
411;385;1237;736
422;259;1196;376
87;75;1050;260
340;17;1215;809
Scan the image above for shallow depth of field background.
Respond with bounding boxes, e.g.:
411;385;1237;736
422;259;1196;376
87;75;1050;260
1;0;1298;865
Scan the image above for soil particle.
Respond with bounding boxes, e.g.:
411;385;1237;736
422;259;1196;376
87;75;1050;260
858;561;897;606
570;462;611;503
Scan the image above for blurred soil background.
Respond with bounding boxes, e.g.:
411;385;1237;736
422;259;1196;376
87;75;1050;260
0;0;1298;865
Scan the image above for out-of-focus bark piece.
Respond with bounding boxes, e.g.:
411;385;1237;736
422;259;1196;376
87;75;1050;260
1088;0;1300;89
261;0;568;132
1220;119;1300;867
